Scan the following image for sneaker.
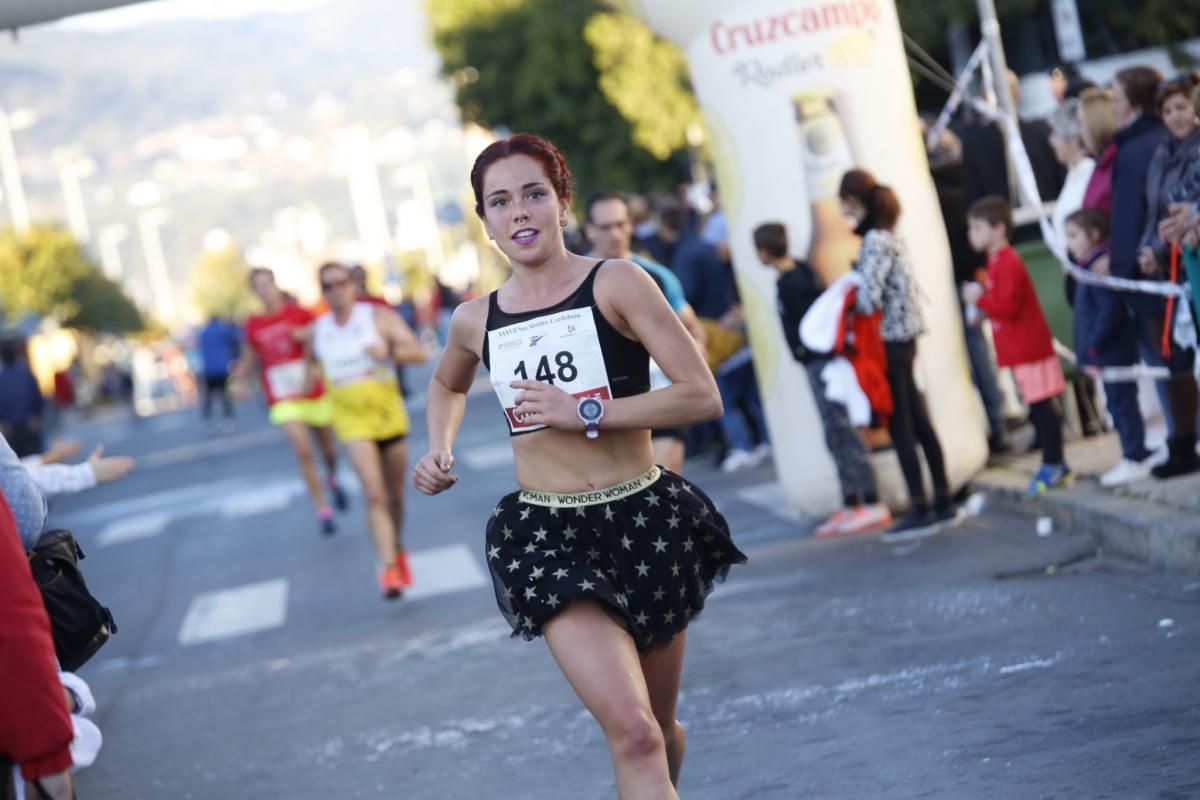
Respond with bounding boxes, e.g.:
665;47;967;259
752;443;772;464
318;507;336;536
932;501;965;530
1151;437;1200;480
327;476;349;512
1146;444;1170;469
720;449;759;473
814;508;852;538
835;504;893;536
379;565;405;600
1027;464;1073;496
1100;458;1151;488
394;550;413;589
881;509;938;543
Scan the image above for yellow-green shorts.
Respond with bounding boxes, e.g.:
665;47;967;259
330;380;410;443
269;395;334;428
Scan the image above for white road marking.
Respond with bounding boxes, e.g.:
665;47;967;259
406;544;489;600
96;511;171;547
458;442;513;471
220;483;304;519
178;579;289;646
735;481;803;522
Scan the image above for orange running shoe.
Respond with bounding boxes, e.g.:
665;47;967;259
394;550;414;590
379;565;405;600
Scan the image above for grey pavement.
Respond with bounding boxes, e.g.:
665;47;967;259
978;431;1200;572
45;380;1200;799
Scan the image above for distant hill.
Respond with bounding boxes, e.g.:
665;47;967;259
0;0;467;312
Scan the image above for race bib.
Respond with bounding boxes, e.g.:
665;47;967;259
265;360;309;400
489;307;612;434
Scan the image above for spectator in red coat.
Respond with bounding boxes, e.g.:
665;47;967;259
963;196;1071;496
0;491;76;799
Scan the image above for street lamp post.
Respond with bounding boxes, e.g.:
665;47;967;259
0;105;34;234
137;208;176;322
98;223;129;281
56;151;96;244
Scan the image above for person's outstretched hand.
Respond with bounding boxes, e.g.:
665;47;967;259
88;446;135;484
40;440;82;465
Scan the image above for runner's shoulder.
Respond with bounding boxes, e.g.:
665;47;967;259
451;294;490;333
593;258;661;300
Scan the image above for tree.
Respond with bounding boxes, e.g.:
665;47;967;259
426;0;690;197
189;245;256;321
66;271;144;333
0;226;91;322
0;225;143;332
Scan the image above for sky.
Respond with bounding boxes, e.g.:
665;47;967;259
56;0;335;32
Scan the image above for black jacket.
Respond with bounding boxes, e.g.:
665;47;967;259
775;260;828;364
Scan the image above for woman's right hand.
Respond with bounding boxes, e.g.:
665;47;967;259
413;450;458;495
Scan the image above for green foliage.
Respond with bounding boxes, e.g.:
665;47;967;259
189;246;257;321
427;0;686;197
584;11;700;161
0;226;91;322
67;271;144;333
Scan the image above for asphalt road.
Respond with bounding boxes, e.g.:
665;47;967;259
44;375;1200;800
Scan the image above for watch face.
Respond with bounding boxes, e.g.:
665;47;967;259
579;398;603;421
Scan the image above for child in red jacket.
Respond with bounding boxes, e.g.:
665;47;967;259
963;196;1072;494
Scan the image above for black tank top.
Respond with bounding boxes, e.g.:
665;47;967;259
483;261;650;437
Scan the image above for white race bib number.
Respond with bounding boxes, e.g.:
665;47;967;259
265;360;309;400
489;307;612;433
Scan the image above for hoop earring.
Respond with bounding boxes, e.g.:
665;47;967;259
559;217;568;228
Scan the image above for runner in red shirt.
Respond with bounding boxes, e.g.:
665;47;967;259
237;267;348;535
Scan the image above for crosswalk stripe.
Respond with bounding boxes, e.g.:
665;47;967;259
178;579;289;646
96;511;172;547
220;484;303;519
406;543;490;600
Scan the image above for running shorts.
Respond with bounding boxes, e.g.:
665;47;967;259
329;380;410;443
269;395;334;428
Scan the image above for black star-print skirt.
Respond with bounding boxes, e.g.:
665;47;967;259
484;466;747;651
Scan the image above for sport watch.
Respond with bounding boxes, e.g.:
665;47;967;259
577;396;605;439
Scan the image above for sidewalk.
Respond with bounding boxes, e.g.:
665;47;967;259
974;431;1200;573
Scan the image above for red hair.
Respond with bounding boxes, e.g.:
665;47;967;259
470;134;574;217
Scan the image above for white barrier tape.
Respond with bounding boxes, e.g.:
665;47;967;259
1052;339;1171;383
925;41;988;152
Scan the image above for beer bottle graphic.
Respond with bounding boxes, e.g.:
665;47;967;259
794;90;860;283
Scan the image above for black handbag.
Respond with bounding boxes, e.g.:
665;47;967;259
26;529;117;672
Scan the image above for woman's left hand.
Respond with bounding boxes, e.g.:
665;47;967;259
511;379;584;431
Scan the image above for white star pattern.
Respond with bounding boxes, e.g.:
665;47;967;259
652;537;668;553
644;492;661;507
552;568;569;580
543;549;558;559
547;594;561;609
652;587;666;602
634;611;650;626
666;484;681;499
663;610;676;624
529;565;545;580
682;483;695;495
502;585;514;601
563;525;578;540
524;586;537;600
620;535;633;550
586;548;601;561
575;507;587;517
632;512;648;528
683;537;694;552
579;579;596;591
492;505;504;518
615;593;628;607
548;507;559;516
635;561;651;577
502;525;514;541
532;527;549;542
519;507;532;520
523;542;538;555
507;559;522;573
666;514;681;530
522;616;535;630
680;584;689;598
694;562;702;575
487;545;501;560
670;563;681;577
594;567;606;579
603;505;615;521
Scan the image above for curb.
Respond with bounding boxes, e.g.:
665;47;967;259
975;468;1200;573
